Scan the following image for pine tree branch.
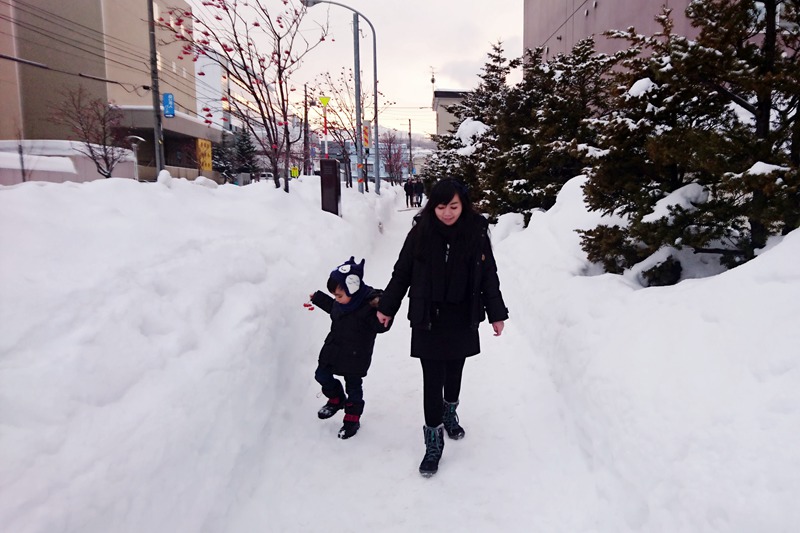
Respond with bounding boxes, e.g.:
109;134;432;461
692;247;746;256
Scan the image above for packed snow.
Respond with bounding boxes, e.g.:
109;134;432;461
455;118;490;156
641;182;707;223
628;77;656;97
1;174;799;533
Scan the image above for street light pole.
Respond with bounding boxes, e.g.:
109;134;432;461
353;13;364;192
302;0;380;193
126;135;146;181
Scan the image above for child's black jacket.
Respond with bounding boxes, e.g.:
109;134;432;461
311;288;390;377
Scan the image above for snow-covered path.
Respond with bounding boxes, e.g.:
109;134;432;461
222;188;631;532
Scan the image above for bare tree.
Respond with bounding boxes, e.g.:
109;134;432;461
163;0;327;192
51;86;128;179
379;130;405;185
308;69;359;186
309;67;393;191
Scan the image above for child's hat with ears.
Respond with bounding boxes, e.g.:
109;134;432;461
330;256;365;296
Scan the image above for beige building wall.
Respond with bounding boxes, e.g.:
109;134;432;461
103;0;196;116
11;0;107;140
523;0;697;58
0;1;23;140
432;90;466;136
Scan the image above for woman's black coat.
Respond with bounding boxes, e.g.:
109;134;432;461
311;288;388;377
379;214;508;331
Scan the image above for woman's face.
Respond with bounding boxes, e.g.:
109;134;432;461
435;194;463;226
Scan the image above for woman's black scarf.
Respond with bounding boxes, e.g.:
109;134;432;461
427;216;475;304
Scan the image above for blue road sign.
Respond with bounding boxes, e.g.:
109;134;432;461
163;93;175;118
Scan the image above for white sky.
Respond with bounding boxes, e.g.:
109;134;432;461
295;0;524;136
1;169;798;531
184;0;523;137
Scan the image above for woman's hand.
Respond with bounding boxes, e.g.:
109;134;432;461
491;321;505;336
376;311;393;327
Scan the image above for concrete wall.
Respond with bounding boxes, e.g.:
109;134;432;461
0;1;23;140
15;0;107;140
104;0;197;119
523;0;697;58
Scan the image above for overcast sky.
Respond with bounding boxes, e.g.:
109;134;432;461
296;0;524;136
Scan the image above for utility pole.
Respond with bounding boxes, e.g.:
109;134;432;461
18;142;26;183
147;0;164;173
303;83;310;175
353;13;365;193
408;119;413;179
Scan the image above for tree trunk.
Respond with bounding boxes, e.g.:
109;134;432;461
748;0;778;253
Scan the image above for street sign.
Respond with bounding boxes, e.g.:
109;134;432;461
197;139;212;170
163;93;175;118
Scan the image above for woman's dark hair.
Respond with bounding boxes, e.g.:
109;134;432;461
417;178;476;223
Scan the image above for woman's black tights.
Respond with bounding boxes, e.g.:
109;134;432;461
420;358;466;427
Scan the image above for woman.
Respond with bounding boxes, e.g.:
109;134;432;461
377;178;508;477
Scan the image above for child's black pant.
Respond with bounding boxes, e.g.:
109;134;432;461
315;364;363;404
420;357;466;427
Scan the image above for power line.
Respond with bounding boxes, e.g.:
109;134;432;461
1;1;224;102
0;52;147;92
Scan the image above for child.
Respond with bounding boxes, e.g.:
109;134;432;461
309;257;389;439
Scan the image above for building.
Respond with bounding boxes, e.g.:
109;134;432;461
523;0;696;59
1;0;224;182
432;89;467;136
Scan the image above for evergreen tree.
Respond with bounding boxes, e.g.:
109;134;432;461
419;132;476;193
683;0;800;255
500;40;617;222
579;3;800;282
421;42;516;213
452;42;518;126
234;131;260;176
212;138;236;184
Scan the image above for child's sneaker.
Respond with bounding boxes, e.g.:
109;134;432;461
338;414;360;439
318;397;343;419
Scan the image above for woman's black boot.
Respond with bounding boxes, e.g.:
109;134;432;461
442;400;465;439
419;424;445;477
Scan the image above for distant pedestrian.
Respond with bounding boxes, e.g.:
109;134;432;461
309;257;390;439
413;179;424;207
404;179;413;208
